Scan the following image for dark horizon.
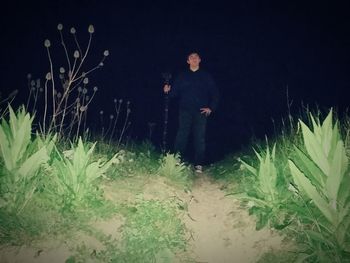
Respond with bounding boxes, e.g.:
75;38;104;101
1;0;349;162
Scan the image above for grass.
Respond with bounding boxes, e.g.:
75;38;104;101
209;107;350;262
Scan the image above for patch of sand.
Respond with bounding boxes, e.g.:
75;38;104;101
182;174;285;263
0;174;290;263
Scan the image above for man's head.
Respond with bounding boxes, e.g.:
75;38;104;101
187;52;201;70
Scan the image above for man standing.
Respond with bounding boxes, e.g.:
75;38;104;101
163;52;220;173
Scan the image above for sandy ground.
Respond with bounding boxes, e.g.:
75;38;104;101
0;173;288;263
181;174;284;263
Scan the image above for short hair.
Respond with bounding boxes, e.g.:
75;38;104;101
187;51;201;59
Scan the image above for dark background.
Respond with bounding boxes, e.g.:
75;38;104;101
1;0;349;163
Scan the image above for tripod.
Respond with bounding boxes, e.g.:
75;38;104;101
161;72;172;153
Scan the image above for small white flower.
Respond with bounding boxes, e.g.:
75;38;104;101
46;72;52;80
83;77;89;84
27;73;32;79
103;50;109;56
59;67;65;73
82;88;88;94
93;86;98;92
99;62;104;67
113;98;117;103
88;25;95;33
99;110;104;115
110;114;114;119
44;39;51;48
70;27;76;34
77;86;82;92
57;23;63;30
59;74;64;79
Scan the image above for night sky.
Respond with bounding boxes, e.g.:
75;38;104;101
1;0;350;162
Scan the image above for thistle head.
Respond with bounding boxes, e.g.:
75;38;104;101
74;50;80;58
57;23;63;31
70;27;76;34
44;39;51;48
80;105;88;112
88;25;95;33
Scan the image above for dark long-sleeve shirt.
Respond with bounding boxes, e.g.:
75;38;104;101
169;68;220;113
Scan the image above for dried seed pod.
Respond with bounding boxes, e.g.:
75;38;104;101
73;50;80;58
44;39;51;48
88;25;95;33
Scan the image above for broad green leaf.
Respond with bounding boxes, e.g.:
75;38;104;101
300;121;330;176
320;109;333;157
239;159;257;176
336;214;350;248
338;172;350;209
293;145;325;189
289;160;334;224
0;125;13;170
18;146;48;178
326;141;348;207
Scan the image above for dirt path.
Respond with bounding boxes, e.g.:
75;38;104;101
0;174;287;263
182;174;285;263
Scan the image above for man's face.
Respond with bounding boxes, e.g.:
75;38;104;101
187;53;201;67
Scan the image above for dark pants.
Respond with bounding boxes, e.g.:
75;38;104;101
174;109;207;165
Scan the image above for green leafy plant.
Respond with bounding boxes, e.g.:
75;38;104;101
71;200;187;262
50;137;119;209
235;143;292;230
158;153;192;189
288;109;350;262
0;105;55;214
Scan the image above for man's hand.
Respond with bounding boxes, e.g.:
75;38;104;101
163;84;171;94
200;107;212;116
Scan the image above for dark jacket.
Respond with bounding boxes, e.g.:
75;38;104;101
169;68;220;113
